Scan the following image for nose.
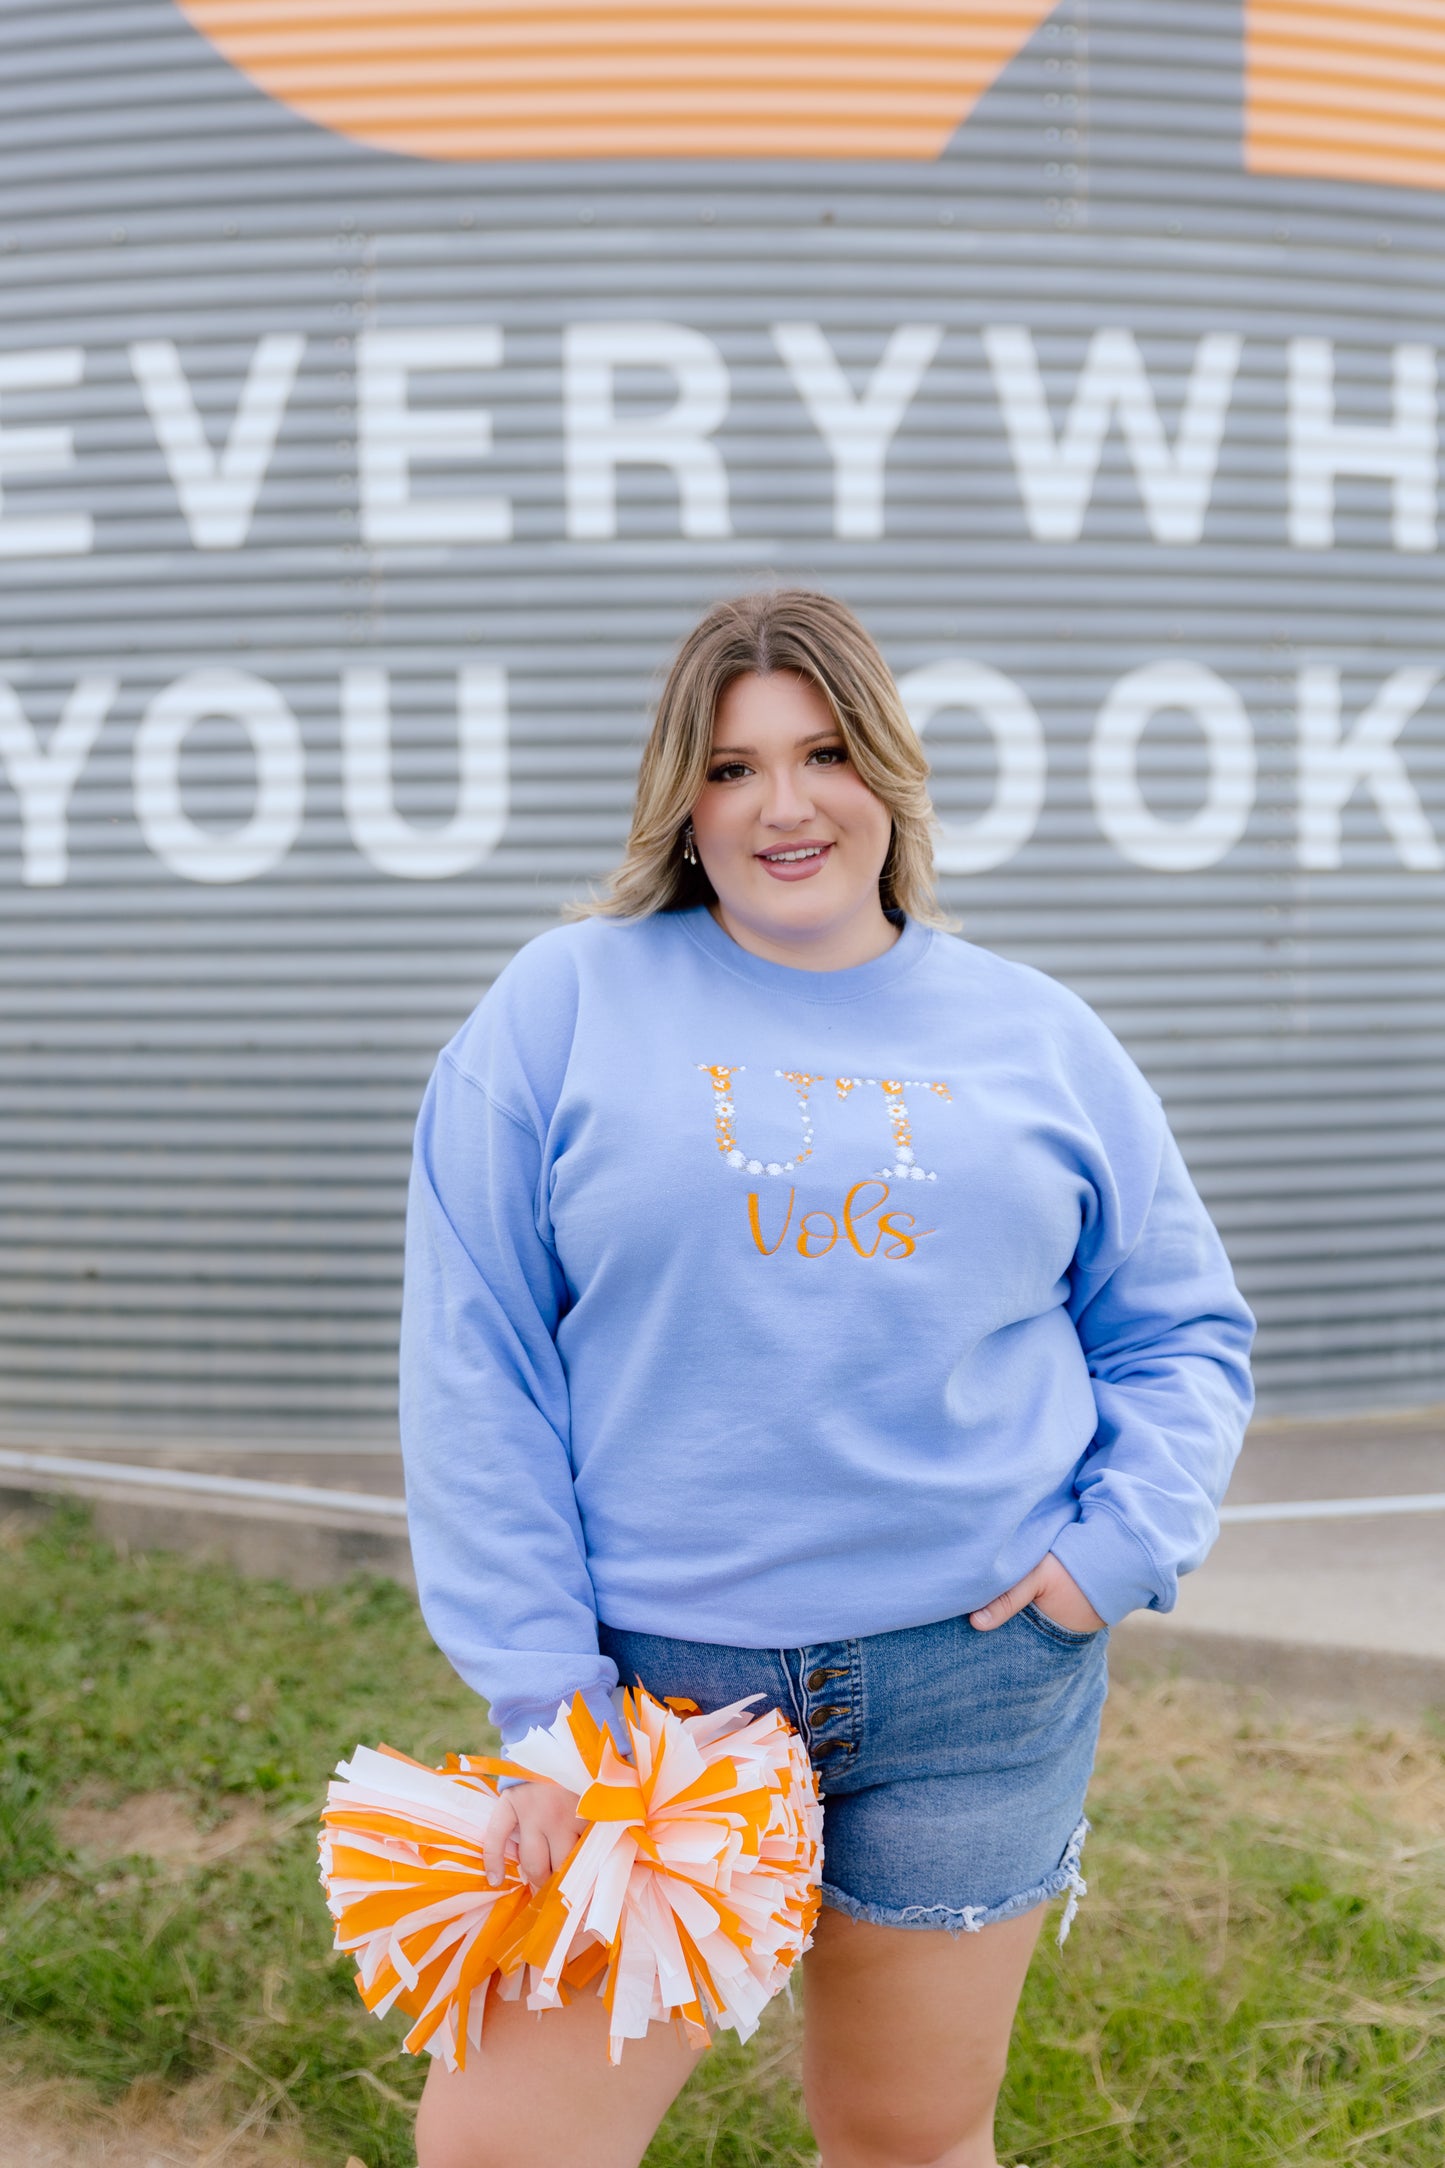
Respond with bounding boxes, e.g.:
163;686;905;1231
760;762;815;829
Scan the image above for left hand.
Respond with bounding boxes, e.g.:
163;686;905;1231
969;1552;1107;1635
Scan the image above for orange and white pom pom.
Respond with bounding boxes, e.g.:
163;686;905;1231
318;1685;822;2068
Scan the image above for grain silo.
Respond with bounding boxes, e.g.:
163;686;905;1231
3;2;1444;1451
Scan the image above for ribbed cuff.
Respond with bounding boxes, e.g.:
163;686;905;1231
1049;1505;1164;1625
499;1680;630;1767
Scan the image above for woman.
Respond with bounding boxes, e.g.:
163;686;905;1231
400;589;1255;2168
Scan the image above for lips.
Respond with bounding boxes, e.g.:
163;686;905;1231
755;841;833;880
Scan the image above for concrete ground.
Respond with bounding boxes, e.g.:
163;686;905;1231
1113;1404;1445;1714
2;1405;1443;1716
1160;1407;1445;1657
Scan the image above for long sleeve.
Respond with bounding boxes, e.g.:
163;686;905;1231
399;1046;620;1747
1047;1090;1256;1624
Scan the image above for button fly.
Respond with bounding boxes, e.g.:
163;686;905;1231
811;1704;847;1721
806;1667;846;1691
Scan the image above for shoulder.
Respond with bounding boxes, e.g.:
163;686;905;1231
439;914;673;1109
930;932;1162;1109
924;930;1099;1028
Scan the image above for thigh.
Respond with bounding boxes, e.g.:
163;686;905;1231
414;1983;705;2168
802;1903;1044;2168
418;1626;794;2168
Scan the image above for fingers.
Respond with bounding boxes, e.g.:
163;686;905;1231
527;1802;584;1890
1033;1555;1107;1633
482;1792;518;1886
969;1566;1042;1632
517;1816;558;1890
484;1787;585;1891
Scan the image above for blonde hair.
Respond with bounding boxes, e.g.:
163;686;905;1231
577;589;951;926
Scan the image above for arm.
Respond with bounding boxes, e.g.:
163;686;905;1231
1046;1114;1256;1623
400;1047;620;1748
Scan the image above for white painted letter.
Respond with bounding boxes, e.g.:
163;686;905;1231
0;348;92;557
358;327;510;546
134;669;304;883
0;675;116;884
564;322;731;540
772;322;942;539
899;659;1046;874
1091;661;1255;871
983;325;1241;545
1288;338;1436;551
1296;664;1443;869
129;334;305;549
341;667;508;879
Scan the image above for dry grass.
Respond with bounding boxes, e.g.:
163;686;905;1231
1092;1669;1445;1979
56;1794;274;1877
1105;1670;1445;1838
0;2066;320;2167
3;1507;1444;2167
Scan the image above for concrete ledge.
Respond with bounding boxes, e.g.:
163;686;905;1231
1112;1617;1445;1721
6;1470;1443;1722
0;1478;415;1592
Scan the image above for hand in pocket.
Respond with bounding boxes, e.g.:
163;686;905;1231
968;1552;1106;1635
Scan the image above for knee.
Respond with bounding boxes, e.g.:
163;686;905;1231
809;2112;987;2168
807;2054;1007;2168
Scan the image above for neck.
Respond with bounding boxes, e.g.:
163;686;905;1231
707;898;901;972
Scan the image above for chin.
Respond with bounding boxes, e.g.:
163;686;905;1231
744;874;835;912
743;890;851;941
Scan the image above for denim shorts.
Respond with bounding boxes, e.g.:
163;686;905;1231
597;1604;1108;1937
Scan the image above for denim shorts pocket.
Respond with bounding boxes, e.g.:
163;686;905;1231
1018;1601;1108;1650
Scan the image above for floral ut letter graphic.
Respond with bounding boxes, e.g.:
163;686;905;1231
695;1064;953;1261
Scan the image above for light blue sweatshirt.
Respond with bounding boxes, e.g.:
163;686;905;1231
400;907;1254;1748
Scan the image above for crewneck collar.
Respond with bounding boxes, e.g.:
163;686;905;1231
676;904;932;1004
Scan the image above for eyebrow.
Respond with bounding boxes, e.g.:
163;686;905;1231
708;727;843;757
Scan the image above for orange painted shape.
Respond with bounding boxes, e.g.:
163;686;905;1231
1246;1;1445;191
174;1;1059;163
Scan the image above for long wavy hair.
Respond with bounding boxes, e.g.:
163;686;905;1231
575;588;950;926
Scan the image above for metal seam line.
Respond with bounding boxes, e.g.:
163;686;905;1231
1;1448;1444;1526
1218;1492;1445;1523
0;1440;402;1458
0;1449;409;1519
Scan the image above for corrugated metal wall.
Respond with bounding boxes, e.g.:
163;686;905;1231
2;0;1444;1448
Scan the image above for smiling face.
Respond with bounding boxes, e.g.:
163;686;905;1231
690;670;898;970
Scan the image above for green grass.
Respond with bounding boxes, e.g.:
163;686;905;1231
2;1500;1443;2166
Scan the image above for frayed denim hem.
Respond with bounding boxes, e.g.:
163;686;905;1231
819;1815;1091;1947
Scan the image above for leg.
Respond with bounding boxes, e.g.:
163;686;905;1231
801;1902;1044;2168
414;1984;706;2168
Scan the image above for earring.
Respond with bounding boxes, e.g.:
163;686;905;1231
682;822;698;867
